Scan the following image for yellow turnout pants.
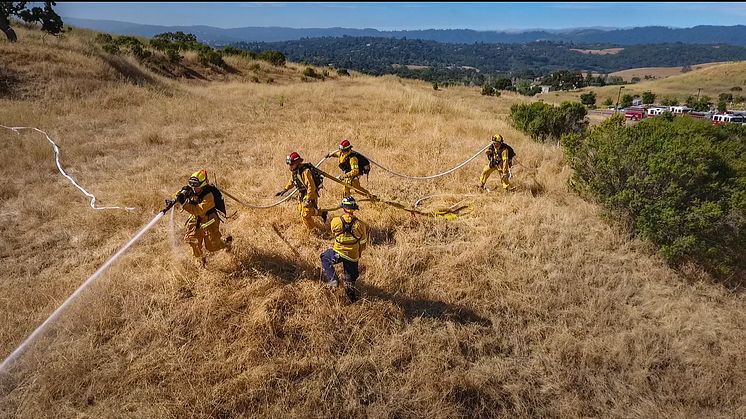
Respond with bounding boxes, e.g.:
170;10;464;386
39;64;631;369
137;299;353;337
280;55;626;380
184;216;228;260
479;164;510;190
298;198;323;229
342;176;370;197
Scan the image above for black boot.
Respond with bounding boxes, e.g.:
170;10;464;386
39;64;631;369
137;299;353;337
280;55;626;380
345;282;359;303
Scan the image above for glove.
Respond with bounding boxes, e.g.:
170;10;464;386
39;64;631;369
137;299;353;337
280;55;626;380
176;191;187;204
303;199;314;208
275;189;287;197
180;185;192;195
337;174;345;180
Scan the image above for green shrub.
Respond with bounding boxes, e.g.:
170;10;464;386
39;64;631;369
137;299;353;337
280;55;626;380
336;68;350;76
580;91;596;106
95;33;113;44
510;101;587;144
198;49;225;67
561;114;746;280
258;50;286;66
303;67;320;78
481;85;495;96
101;43;119;55
165;48;181;63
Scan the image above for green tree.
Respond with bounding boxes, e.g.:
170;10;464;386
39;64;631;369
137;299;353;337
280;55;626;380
510;101;587;144
494;77;513;90
580;91;596;106
717;101;727;112
602;97;613;107
620;94;634;108
641;91;656;104
719;93;733;103
561;114;746;280
1;1;63;42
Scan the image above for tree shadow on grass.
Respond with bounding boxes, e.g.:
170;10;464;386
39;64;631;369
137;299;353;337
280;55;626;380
360;283;492;326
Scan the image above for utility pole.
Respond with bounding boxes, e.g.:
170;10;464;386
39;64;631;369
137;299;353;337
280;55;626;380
616;85;625;112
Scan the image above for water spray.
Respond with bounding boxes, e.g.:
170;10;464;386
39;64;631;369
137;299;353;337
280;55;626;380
0;201;176;375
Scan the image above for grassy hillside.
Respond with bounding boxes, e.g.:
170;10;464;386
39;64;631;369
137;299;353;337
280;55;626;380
1;27;745;418
608;61;728;82
542;61;746;106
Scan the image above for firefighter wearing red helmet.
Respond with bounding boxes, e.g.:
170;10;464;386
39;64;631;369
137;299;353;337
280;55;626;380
325;139;372;197
276;152;328;230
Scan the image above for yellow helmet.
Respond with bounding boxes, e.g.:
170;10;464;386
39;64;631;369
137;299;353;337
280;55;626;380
188;169;208;188
492;134;503;143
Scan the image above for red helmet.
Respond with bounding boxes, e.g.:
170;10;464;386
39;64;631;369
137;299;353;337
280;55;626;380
339;139;352;151
286;152;302;165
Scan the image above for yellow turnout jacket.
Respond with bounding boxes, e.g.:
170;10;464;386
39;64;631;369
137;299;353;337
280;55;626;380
331;213;368;262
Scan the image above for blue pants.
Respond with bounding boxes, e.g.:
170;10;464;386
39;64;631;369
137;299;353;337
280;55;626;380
320;248;359;283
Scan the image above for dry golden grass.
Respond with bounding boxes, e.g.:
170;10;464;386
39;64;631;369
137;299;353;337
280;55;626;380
541;61;746;106
608;62;728;81
1;27;745;418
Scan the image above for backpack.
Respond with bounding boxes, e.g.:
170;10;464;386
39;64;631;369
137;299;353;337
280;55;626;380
296;163;324;191
339;151;372;176
198;185;227;217
336;217;360;244
503;143;516;165
491;143;516;167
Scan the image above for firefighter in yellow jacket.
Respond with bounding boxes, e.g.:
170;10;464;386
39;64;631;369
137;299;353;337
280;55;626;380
479;134;515;191
321;196;368;302
275;152;328;230
326;139;372;197
176;169;232;267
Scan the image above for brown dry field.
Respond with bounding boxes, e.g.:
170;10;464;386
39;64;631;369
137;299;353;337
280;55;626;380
542;61;746;107
1;27;745;418
569;48;624;55
608;62;730;82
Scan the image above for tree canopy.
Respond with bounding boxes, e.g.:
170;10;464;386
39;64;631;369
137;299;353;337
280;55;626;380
1;2;63;42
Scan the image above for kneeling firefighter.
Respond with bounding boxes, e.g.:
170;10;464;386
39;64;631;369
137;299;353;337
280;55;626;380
320;195;368;302
326;139;372;197
175;169;232;267
275;152;328;230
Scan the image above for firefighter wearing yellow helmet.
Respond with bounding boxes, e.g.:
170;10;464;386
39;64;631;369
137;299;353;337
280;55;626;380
320;196;368;302
326;139;372;197
479;134;515;191
275;152;328;230
176;169;232;267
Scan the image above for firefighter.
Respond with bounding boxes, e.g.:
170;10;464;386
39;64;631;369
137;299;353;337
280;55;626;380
275;152;328;230
326;139;372;197
320;196;368;302
479;134;515;191
176;169;232;268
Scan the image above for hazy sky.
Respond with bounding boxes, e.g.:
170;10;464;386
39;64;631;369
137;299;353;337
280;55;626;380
55;2;746;31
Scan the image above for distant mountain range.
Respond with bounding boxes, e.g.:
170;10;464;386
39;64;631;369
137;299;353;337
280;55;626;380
63;17;746;46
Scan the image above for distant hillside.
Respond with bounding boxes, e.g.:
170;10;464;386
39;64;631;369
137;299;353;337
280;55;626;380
63;17;746;46
233;37;746;80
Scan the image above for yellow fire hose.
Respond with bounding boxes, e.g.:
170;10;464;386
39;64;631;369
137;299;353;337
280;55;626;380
313;168;470;220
